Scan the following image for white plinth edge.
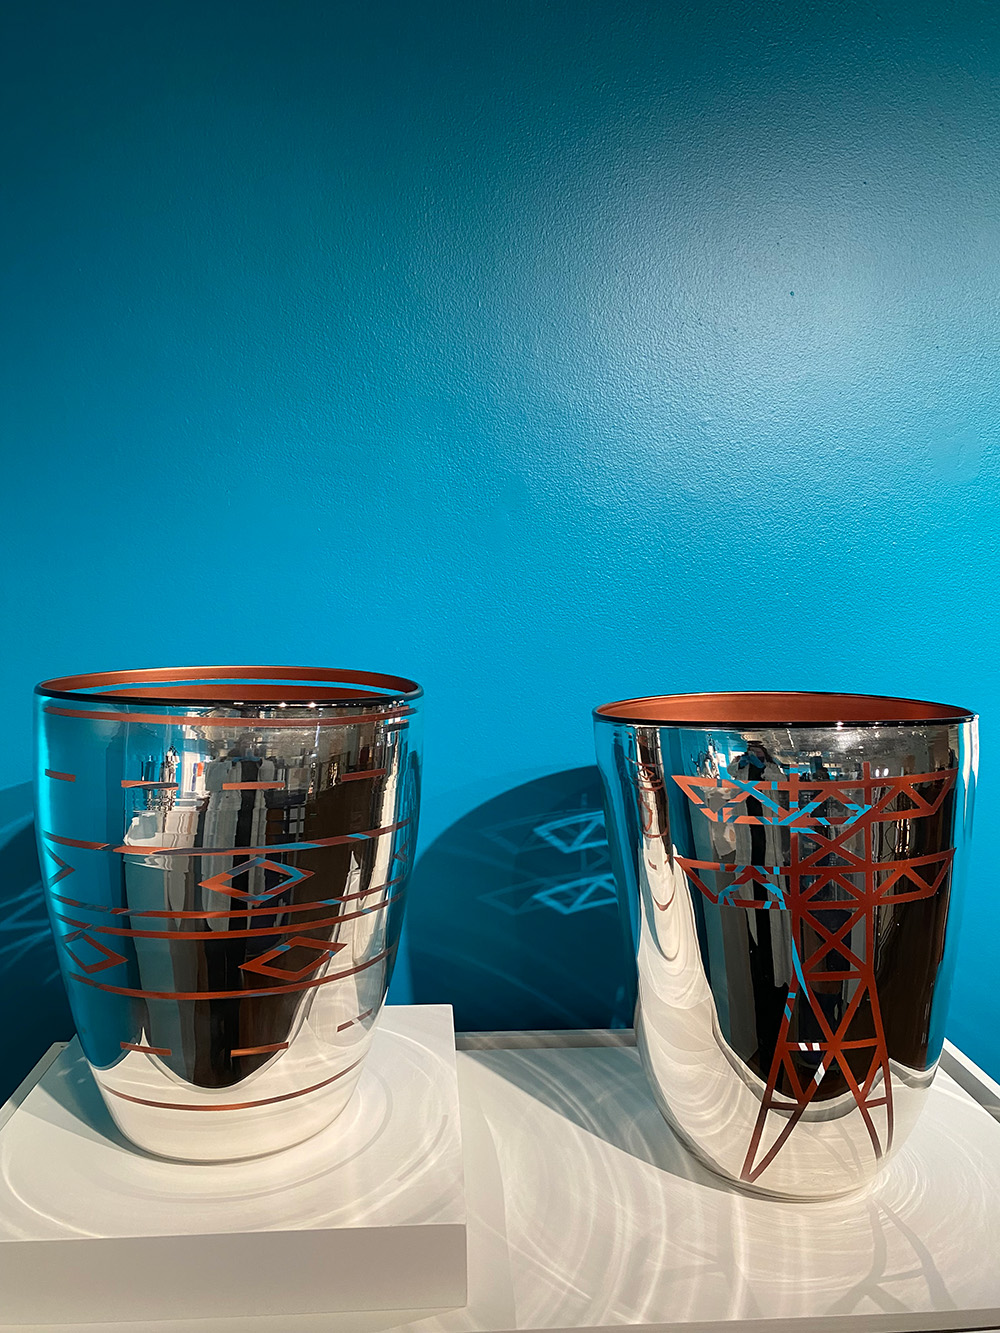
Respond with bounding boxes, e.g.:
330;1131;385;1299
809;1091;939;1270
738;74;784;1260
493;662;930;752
0;1005;466;1324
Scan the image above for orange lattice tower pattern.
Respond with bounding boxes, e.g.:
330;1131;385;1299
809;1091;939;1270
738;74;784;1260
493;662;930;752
673;763;957;1184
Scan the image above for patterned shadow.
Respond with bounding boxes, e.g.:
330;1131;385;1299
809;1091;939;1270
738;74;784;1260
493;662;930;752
406;768;632;1031
0;783;72;1102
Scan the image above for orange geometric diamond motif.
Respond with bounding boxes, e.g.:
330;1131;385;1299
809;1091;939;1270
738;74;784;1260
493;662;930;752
199;857;312;901
240;936;346;982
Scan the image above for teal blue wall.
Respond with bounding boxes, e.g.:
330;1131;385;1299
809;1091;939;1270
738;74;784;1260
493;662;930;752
3;1;999;1089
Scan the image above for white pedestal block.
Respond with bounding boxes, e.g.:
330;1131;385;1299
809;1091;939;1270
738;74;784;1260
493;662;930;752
2;1030;1000;1332
0;1005;466;1325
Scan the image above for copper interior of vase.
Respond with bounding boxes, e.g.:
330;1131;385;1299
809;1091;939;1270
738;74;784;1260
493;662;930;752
35;665;421;708
594;691;975;727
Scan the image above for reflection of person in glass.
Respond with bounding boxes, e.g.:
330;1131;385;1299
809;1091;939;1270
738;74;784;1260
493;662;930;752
728;741;788;1081
798;755;849;1088
728;741;782;867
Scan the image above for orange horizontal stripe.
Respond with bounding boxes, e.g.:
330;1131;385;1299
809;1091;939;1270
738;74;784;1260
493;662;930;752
110;819;408;856
337;1007;374;1032
38;665;418;692
121;1042;172;1056
44;833;110;850
103;1056;364;1112
45;770;75;782
790;1038;880;1051
52;874;404;920
231;1042;289;1057
122;780;179;789
68;945;392;1001
45;705;413;728
56;891;401;940
222;781;285;790
339;768;387;783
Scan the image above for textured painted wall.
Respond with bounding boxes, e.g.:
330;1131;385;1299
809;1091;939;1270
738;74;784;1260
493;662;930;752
2;0;999;1094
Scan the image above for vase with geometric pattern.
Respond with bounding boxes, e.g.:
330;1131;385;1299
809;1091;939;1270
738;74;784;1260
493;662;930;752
35;666;421;1161
595;691;976;1199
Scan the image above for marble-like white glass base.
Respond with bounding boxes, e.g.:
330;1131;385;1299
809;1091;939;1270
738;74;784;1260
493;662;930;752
0;1005;466;1325
1;1029;999;1332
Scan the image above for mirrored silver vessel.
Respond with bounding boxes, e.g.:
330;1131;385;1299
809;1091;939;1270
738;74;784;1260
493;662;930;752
35;665;421;1162
595;691;976;1200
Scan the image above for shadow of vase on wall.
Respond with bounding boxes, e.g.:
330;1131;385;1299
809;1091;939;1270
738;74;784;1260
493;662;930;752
406;766;633;1031
0;782;73;1102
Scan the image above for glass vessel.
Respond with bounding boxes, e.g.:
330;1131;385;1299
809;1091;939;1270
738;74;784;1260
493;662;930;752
594;691;976;1200
35;665;421;1161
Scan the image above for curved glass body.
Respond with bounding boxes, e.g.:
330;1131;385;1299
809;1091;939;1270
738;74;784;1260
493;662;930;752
595;692;977;1200
35;666;421;1162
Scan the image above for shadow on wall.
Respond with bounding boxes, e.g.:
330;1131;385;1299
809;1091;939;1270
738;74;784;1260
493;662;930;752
406;767;634;1031
0;783;72;1102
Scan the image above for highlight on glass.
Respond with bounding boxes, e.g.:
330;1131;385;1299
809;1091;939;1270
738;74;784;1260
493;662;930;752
35;665;422;1161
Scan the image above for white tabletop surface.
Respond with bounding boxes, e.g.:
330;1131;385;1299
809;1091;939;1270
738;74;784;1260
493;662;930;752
1;1022;999;1333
